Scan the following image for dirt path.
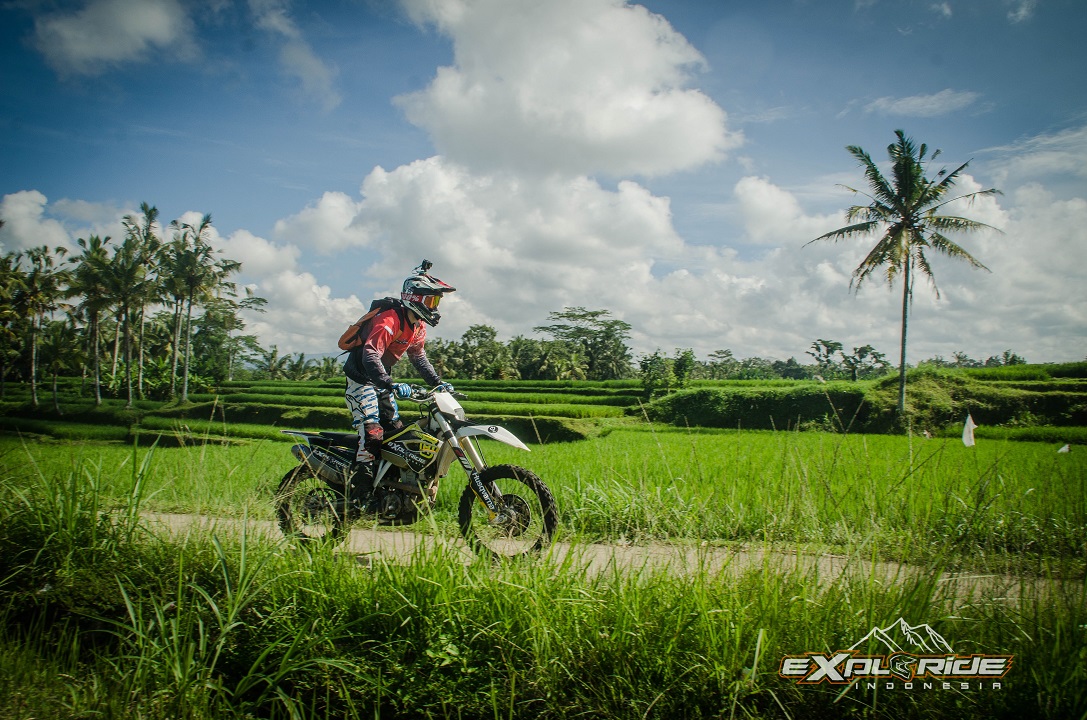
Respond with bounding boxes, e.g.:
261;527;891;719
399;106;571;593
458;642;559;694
142;512;1046;603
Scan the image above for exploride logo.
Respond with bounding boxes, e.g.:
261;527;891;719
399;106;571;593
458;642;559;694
779;618;1012;691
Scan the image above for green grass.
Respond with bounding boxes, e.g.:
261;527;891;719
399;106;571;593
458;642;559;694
3;425;1084;570
445;390;640;406
1;419;1085;718
187;392;350;407
0;455;1083;719
474;428;1087;569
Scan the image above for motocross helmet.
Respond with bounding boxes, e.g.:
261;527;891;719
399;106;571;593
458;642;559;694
401;259;456;326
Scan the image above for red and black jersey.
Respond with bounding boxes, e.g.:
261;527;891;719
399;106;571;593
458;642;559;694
343;306;440;390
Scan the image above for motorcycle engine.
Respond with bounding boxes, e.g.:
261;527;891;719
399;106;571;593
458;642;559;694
372;469;431;525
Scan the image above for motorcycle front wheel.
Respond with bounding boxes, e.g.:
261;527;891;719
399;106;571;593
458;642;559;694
458;464;557;558
275;465;349;544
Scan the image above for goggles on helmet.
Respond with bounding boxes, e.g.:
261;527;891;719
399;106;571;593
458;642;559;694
403;292;442;310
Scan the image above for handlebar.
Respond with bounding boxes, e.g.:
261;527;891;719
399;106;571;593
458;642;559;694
408;384;468;401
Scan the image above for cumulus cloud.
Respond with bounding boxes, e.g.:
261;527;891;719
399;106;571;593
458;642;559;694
733;176;842;246
396;0;739;177
274;191;367;253
243;270;368;351
33;0;194;76
864;88;981;117
0;191;77;252
329;157;688;339
249;0;341;111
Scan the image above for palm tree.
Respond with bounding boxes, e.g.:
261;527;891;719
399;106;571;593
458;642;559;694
286;352;317;381
0;250;24;398
168;214;243;402
315;355;341;380
101;232;151;408
70;235;113;405
14;246;70;408
38;317;79;414
809;130;1000;415
160;222;193;399
259;345;291;380
121;203;161;399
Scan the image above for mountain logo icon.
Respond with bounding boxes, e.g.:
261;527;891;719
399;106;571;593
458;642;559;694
849;617;953;655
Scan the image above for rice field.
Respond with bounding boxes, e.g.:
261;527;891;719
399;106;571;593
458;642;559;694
2;425;1083;566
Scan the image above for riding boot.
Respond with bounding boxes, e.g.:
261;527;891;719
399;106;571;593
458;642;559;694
347;458;375;512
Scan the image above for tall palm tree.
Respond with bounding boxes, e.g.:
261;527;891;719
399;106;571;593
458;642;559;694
101;232;150;408
160;221;193;400
170;214;241;402
0;250;25;398
121;203;161;399
14;246;70;408
809;130;1000;415
38;317;79;414
70;235;113;405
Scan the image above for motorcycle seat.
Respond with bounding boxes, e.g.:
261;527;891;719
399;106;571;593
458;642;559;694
319;431;360;448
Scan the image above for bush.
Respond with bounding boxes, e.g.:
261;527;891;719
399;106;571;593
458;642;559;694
642;384;869;431
643;368;1087;435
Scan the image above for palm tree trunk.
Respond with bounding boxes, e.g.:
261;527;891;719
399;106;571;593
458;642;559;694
137;304;146;399
123;306;134;409
897;259;911;415
170;300;183;399
181;298;193;403
30;316;40;408
111;318;121;378
52;368;61;414
92;314;102;406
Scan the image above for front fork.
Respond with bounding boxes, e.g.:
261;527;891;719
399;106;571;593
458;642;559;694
431;412;502;514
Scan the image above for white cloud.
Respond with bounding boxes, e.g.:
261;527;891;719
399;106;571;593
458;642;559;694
243;270;367;351
913;182;1087;361
396;0;739;177
249;0;341;111
733;176;843;245
982;125;1087;189
1007;0;1038;23
0;191;75;253
337;157;690;338
216;229;300;279
273;191;367;253
864;88;981;117
33;0;194;76
931;2;952;19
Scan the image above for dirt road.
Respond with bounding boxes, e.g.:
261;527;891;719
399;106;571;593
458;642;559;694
142;512;1041;604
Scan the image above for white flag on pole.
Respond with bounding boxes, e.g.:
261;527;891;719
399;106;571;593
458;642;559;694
962;414;977;447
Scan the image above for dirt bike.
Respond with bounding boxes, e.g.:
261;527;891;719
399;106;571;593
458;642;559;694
274;384;558;558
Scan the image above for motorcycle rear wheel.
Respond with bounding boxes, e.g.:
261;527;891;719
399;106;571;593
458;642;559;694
458;464;557;558
275;465;349;544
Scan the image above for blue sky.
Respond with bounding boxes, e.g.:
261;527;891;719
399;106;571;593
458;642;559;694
2;0;1085;364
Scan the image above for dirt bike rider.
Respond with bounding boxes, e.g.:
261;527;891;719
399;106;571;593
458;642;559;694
342;260;456;510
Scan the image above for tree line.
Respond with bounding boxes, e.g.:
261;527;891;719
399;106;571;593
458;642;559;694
0;206;265;410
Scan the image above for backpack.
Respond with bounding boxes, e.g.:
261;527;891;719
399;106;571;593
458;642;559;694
337;297;403;351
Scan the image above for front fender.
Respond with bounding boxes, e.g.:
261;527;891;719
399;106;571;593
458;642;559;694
455;423;530;452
